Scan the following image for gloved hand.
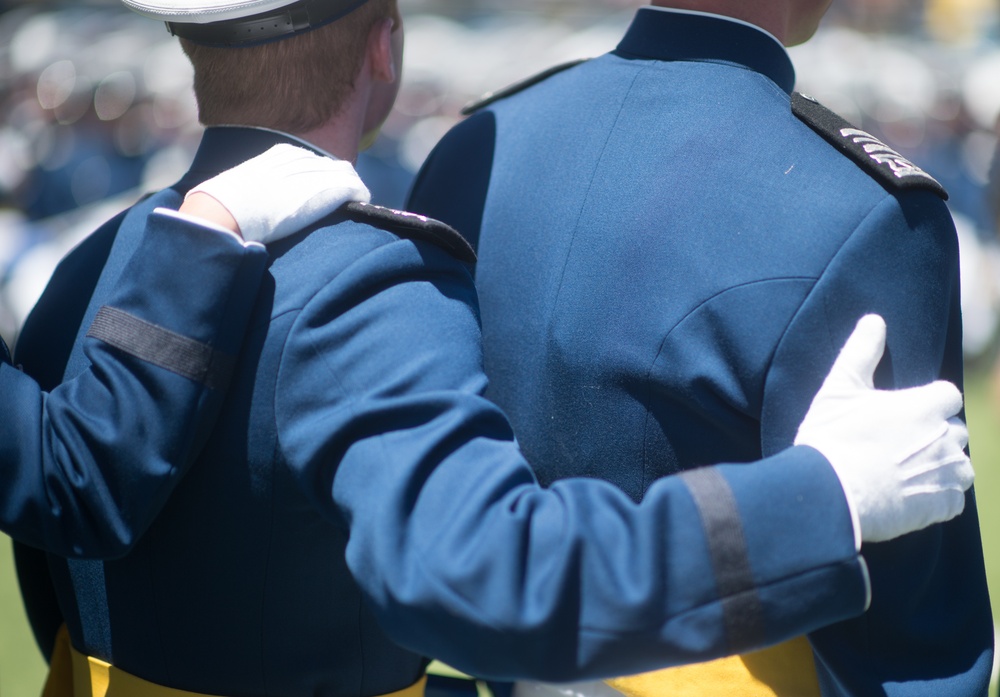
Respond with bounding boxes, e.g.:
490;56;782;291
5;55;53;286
184;144;371;244
794;314;973;544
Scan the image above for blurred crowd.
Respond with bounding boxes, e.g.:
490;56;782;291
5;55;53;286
2;0;1000;364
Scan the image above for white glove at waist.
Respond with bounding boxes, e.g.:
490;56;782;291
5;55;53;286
185;143;371;245
794;314;973;544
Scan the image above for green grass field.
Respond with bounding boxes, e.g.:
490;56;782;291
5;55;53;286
0;370;998;696
966;368;1000;697
968;368;1000;623
0;534;46;695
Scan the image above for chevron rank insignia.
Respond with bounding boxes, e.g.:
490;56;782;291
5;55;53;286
792;92;948;200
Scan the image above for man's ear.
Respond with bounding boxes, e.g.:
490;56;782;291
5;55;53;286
368;17;397;84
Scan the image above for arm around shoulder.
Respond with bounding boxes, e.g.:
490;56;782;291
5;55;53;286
273;237;869;681
0;209;267;558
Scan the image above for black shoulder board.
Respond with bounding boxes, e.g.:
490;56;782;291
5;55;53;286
791;92;948;201
461;59;589;116
343;202;477;264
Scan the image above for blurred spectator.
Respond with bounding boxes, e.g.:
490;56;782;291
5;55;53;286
3;0;1000;361
926;0;998;44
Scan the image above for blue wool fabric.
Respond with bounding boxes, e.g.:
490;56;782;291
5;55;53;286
12;124;870;696
408;8;993;696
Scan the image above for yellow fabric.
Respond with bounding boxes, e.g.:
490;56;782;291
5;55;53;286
43;623;428;697
427;660;474;680
606;636;821;697
42;625;74;697
426;660;493;697
71;647;210;697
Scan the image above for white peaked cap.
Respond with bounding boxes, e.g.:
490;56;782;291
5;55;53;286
122;0;302;24
121;0;371;46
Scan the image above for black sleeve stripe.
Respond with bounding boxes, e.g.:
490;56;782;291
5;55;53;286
680;466;765;651
86;306;235;390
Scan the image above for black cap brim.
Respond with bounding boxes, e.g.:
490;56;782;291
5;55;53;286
167;0;370;47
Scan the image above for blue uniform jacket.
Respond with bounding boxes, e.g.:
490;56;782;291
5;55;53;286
5;211;267;653
407;8;993;697
18;126;869;696
3;215;266;558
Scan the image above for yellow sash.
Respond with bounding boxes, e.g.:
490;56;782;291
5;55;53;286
606;636;821;697
43;624;428;697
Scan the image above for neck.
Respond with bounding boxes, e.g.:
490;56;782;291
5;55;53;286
649;1;791;44
294;90;370;164
296;122;361;164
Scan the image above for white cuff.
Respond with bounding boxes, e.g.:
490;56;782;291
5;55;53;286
832;464;871;611
151;207;265;250
833;467;863;554
859;555;872;612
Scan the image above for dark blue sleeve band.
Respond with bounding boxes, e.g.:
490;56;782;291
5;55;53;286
86;306;235;390
680;466;765;652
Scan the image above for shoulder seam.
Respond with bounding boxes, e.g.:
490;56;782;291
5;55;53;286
461;59;589;115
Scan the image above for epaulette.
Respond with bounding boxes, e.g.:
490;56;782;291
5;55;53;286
0;336;10;365
461;59;589;116
791;92;948;201
343;202;476;264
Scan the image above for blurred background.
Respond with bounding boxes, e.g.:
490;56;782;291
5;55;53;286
1;0;1000;693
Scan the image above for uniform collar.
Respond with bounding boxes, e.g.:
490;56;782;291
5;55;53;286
176;126;332;193
616;6;796;95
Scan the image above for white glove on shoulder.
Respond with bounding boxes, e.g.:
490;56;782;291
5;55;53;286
185;144;371;245
794;314;973;544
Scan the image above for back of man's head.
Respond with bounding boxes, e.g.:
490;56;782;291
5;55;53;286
124;0;397;132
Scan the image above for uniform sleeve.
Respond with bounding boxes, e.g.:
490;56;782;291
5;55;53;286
275;238;869;682
0;210;268;559
761;192;994;695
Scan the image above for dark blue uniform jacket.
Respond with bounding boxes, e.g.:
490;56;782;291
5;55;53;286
5;212;267;654
408;8;993;697
3;215;265;557
18;126;869;696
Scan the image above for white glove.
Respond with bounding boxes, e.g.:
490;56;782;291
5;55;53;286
794;314;973;544
185;144;371;245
